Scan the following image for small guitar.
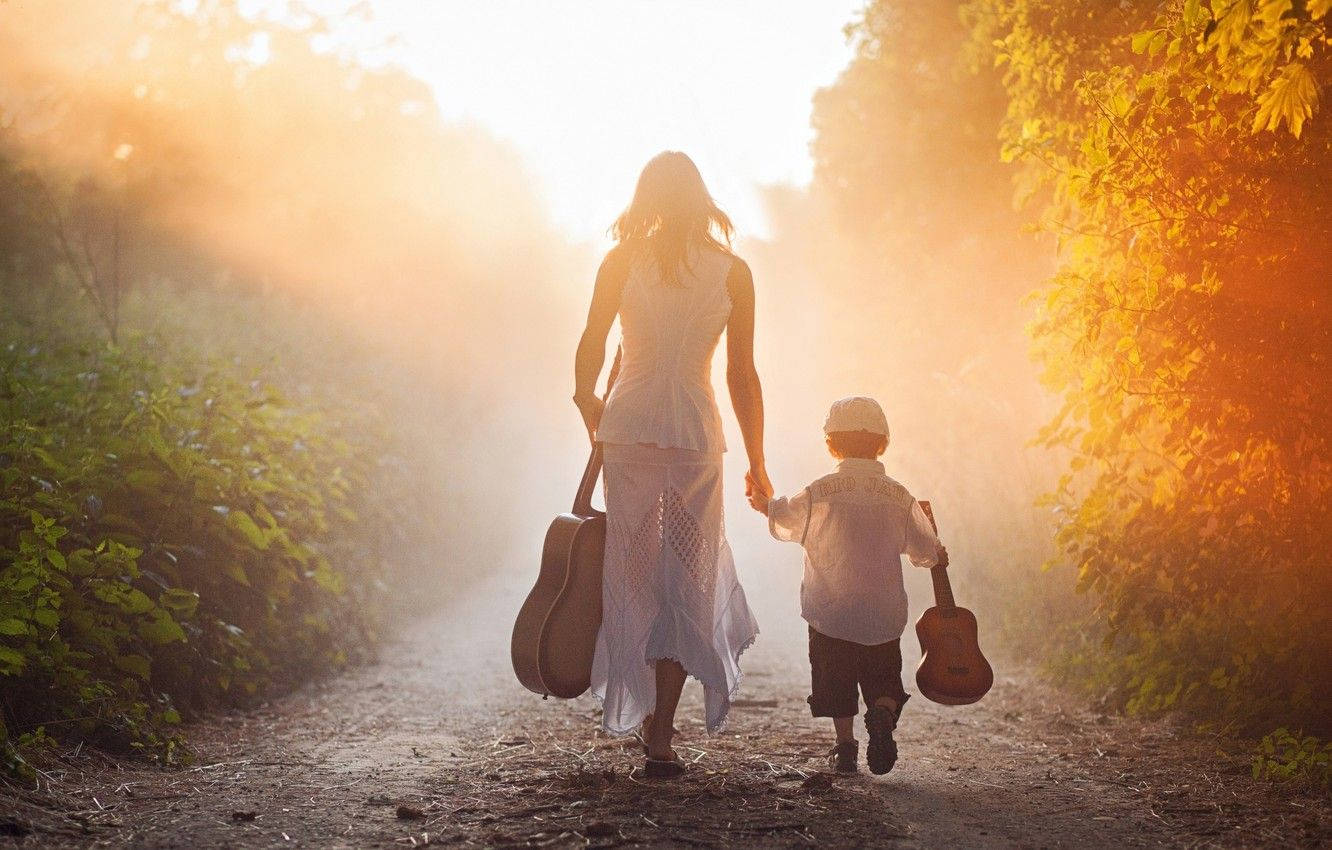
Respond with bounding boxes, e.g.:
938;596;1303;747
511;351;620;699
914;501;993;706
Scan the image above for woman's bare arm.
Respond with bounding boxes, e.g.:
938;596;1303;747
725;258;771;499
573;247;629;440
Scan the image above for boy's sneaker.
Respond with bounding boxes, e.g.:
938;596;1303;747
864;704;901;775
827;739;858;773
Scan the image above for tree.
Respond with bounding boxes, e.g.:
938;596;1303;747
748;2;1064;653
966;0;1331;729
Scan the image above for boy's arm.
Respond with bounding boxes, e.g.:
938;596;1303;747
768;487;812;544
904;500;944;568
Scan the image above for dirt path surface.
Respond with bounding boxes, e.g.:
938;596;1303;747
5;575;1329;848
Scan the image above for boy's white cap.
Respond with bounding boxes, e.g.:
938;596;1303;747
823;396;890;439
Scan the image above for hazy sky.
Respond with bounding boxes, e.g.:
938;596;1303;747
270;0;866;244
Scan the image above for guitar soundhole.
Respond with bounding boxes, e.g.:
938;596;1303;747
947;665;969;676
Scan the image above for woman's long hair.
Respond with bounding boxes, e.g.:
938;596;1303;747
611;151;734;286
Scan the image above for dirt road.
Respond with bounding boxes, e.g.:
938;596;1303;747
6;575;1329;848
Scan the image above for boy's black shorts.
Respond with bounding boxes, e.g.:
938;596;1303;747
807;626;909;718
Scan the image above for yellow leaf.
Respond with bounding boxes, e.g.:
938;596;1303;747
1251;62;1318;137
1184;0;1202;26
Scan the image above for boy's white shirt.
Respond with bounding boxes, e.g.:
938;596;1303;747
767;457;941;646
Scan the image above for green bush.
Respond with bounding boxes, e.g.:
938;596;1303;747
1253;729;1332;790
0;329;399;772
1046;595;1326;737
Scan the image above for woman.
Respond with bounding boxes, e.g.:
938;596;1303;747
573;151;769;778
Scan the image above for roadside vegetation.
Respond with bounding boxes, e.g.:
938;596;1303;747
796;0;1329;784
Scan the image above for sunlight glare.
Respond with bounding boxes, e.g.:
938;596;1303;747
279;0;866;245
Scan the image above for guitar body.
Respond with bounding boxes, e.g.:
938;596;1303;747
912;500;993;706
914;604;993;706
511;511;606;699
512;351;620;700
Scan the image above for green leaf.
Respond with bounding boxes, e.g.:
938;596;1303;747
114;653;152;680
0;646;25;675
227;510;270;550
144;428;172;464
66;549;94;576
94;584;155;615
138;611;187;645
159;588;200;618
30;446;61;472
126;469;162;490
45;549;67;570
0;619;28;636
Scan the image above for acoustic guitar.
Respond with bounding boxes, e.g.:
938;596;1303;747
511;352;620;699
914;501;993;705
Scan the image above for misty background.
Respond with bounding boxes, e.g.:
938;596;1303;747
0;0;1066;686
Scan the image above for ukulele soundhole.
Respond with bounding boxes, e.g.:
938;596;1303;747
947;665;969;676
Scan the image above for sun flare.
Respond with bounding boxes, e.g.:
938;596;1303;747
275;0;867;244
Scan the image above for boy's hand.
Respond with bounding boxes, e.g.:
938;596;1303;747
744;468;773;515
746;489;769;515
935;545;949;568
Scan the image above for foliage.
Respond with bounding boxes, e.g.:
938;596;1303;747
965;0;1331;731
811;0;1033;279
0;325;400;769
1253;728;1332;788
794;0;1064;657
0;0;571;782
0;0;558;353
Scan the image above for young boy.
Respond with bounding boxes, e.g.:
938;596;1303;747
748;396;947;775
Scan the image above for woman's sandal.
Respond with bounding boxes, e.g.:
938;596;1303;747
635;714;680;755
643;754;686;779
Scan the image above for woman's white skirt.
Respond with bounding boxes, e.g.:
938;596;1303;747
591;443;759;736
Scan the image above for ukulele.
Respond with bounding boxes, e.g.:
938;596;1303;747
511;351;620;699
914;501;993;705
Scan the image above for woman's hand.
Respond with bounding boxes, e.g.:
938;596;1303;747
744;466;773;514
745;488;770;515
573;393;605;443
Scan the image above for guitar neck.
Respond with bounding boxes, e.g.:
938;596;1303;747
929;565;956;609
917;499;955;609
571;347;623;516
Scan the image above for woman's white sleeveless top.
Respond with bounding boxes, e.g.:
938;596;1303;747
597;245;734;453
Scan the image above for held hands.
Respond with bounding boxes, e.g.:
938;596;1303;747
744;466;773;515
935;545;949;569
573;394;605;444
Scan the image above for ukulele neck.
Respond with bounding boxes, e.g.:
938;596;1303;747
929;565;956;609
917;499;954;609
